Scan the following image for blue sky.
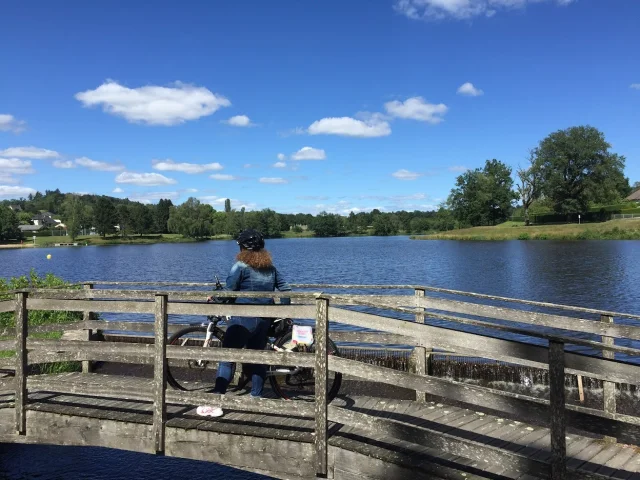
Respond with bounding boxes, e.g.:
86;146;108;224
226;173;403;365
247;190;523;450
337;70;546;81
1;0;639;214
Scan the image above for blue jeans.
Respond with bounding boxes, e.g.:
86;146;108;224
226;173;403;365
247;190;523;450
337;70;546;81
214;317;271;397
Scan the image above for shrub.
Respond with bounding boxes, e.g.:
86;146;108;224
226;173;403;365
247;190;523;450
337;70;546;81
518;233;530;240
0;270;83;332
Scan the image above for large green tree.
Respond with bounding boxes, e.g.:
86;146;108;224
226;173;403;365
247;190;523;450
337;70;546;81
129;203;153;235
93;197;117;237
167;197;213;238
155;199;173;234
312;212;342;237
516;152;543;226
0;206;21;242
533;126;630;214
62;194;85;240
448;160;517;227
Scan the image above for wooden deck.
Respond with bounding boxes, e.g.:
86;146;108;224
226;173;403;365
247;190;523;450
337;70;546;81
2;372;640;479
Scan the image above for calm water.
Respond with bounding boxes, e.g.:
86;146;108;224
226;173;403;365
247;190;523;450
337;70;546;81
1;237;639;313
1;237;639;479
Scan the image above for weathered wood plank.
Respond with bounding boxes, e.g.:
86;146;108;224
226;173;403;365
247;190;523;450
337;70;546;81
602;315;617;420
15;292;27;435
550;340;567;480
329;356;640;446
27;298;155;314
0;301;14;313
418;285;640;321
26;339;314;366
167;302;314;318
328;405;548;477
315;297;329;477
421;297;640;340
153;294;168;454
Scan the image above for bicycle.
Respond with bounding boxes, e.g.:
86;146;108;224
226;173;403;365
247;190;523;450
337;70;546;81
165;289;342;401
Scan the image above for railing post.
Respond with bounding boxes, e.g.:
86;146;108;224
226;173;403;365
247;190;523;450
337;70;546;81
153;294;168;455
82;283;94;373
601;315;616;434
549;340;566;480
314;296;329;478
414;287;429;403
15;291;28;435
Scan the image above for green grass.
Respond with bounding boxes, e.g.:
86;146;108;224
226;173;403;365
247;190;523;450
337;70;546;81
32;233;206;247
413;218;640;241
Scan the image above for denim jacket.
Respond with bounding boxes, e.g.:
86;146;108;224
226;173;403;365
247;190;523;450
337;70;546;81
225;261;292;305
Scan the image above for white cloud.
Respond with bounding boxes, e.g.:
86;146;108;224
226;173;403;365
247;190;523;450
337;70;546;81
291;146;327;161
308;115;391;138
112;187;124;193
53;160;75;169
277;153;286;161
392;169;423;180
115;172;177;186
631;84;640;90
0;185;37;198
184;188;198;193
394;0;575;20
152;159;223;174
0;146;60;159
223;115;254;127
0;158;35;174
75;80;231;126
449;165;469;172
259;177;288;184
0;114;26;134
273;161;287;168
0;173;19;184
210;174;238;181
75;156;125;172
384;97;448;123
457;82;484;96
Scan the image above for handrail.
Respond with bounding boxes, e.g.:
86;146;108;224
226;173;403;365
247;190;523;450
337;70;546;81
20;279;640;319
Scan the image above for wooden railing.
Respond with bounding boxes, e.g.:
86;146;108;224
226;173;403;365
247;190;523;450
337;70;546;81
2;283;640;479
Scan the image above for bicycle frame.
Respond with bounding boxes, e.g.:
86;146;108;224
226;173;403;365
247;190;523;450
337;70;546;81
195;316;309;378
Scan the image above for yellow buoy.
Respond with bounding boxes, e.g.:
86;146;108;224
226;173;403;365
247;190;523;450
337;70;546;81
46;254;52;260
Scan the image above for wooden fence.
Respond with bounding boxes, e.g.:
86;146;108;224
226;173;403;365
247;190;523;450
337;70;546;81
2;282;640;479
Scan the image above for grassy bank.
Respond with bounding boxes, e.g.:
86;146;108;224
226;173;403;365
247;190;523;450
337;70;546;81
1;271;84;374
29;233;206;247
414;218;640;241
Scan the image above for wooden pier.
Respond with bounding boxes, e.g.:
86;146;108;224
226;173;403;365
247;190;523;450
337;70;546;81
2;282;640;479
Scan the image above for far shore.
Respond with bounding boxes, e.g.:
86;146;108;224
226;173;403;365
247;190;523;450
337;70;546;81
414;218;640;241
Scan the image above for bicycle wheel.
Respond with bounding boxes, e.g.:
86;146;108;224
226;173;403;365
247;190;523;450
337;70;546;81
268;331;342;402
166;326;225;391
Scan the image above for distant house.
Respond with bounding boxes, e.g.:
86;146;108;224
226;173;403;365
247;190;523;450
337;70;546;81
8;205;22;212
32;212;57;227
627;190;640;203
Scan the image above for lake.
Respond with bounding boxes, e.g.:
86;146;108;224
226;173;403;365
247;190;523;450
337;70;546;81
2;237;639;314
1;236;640;479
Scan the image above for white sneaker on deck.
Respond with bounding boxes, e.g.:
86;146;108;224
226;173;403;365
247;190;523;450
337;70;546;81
196;405;223;417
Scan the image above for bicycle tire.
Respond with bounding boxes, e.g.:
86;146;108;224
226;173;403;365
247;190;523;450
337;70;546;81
268;331;342;402
166;325;225;391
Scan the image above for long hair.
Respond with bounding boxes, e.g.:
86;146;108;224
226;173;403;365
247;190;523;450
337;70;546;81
237;249;273;269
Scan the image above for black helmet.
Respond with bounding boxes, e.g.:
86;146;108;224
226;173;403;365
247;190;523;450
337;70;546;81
237;229;265;251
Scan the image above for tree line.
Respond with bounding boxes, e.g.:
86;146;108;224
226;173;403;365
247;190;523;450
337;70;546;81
0;191;456;242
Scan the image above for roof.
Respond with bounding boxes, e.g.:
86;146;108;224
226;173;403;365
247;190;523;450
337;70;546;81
19;224;44;232
626;190;640;201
